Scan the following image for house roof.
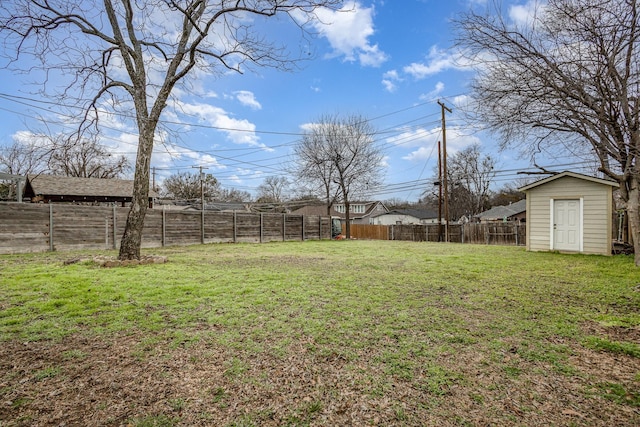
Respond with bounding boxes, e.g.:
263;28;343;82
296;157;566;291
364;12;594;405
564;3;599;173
290;204;331;217
373;208;438;219
290;201;387;219
25;174;158;199
476;199;526;220
518;171;619;192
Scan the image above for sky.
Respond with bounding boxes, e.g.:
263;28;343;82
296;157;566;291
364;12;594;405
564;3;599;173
0;0;595;202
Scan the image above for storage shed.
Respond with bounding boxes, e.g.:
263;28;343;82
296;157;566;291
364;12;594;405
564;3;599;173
519;171;619;255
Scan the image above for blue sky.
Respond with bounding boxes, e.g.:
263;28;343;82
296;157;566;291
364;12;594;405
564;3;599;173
0;0;589;202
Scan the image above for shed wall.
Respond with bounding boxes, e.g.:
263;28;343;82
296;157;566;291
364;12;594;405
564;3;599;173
526;176;613;255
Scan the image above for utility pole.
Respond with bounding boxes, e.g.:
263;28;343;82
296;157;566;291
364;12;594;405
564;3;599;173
438;100;452;242
437;140;443;242
152;167;157;192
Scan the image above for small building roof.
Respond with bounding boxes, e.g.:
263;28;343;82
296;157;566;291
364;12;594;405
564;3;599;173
518;171;618;192
373;208;438;219
24;174;158;202
476;199;526;221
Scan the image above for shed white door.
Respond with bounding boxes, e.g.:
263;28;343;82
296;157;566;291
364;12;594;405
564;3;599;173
553;199;580;251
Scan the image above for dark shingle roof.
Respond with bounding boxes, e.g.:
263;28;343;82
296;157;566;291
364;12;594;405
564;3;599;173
25;174;158;199
476;199;526;220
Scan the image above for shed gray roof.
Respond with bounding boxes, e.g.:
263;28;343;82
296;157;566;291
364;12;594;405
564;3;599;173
25;174;158;199
518;171;618;191
476;199;526;220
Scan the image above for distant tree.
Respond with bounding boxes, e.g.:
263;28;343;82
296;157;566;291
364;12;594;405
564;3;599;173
490;184;525;207
0;0;343;260
162;171;220;202
455;0;640;264
256;176;290;203
0;138;50;177
294;114;383;238
447;144;496;217
49;136;130;179
383;197;412;210
425;144;496;220
218;188;251;203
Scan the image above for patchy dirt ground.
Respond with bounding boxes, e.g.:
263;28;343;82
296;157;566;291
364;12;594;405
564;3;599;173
1;324;638;426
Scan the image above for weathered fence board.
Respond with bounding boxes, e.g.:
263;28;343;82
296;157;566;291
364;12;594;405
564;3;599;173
349;222;526;246
0;202;332;254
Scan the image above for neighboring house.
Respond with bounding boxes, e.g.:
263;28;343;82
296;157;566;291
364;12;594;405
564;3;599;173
23;174;158;207
474;199;527;223
371;208;439;225
518;171;619;256
291;201;388;224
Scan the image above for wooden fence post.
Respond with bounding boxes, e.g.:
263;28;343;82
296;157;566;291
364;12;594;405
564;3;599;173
201;206;205;244
49;203;54;252
233;211;237;243
162;206;166;247
282;214;286;241
260;213;263;243
112;205;117;250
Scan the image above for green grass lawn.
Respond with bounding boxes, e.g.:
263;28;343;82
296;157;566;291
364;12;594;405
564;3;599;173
0;240;639;426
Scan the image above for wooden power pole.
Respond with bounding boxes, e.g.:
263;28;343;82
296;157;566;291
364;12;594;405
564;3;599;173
437;140;443;242
438;100;452;242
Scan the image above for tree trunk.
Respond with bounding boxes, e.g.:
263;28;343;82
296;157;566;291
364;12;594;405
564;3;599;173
118;127;154;260
344;200;351;239
625;175;640;266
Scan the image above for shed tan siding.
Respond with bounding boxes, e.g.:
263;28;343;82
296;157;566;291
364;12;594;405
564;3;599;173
526;176;613;255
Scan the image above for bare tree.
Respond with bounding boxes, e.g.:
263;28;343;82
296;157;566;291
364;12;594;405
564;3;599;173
162;170;220;201
447;144;495;217
0;138;49;178
49;136;130;179
0;0;342;260
456;0;640;264
294;114;383;238
293;127;341;216
218;187;251;203
256;176;290;203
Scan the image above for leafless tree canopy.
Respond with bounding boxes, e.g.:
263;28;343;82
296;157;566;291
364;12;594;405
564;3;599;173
256;176;290;203
447;144;496;218
1;133;129;179
294;114;383;238
49;137;130;179
162;170;220;201
455;0;640;263
0;0;343;259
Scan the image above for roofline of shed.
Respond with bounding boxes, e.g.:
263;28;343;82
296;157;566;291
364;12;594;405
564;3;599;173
518;171;619;192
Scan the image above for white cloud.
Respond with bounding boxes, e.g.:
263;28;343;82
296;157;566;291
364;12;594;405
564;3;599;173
304;1;388;67
175;101;264;148
403;46;473;80
387;127;436;149
509;0;546;27
382;69;401;92
234;90;262;110
401;127;482;162
419;81;445;101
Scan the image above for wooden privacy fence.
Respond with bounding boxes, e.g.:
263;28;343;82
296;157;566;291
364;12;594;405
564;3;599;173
349;223;526;246
0;202;332;254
